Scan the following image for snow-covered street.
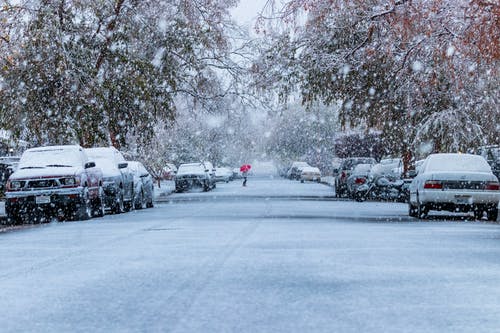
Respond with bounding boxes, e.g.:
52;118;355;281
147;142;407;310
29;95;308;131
1;178;500;332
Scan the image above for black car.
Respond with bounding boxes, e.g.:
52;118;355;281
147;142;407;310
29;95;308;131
175;163;213;192
334;157;376;197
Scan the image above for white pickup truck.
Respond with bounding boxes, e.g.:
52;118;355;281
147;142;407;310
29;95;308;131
4;145;104;223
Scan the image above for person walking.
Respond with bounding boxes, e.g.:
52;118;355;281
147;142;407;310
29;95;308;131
240;164;251;187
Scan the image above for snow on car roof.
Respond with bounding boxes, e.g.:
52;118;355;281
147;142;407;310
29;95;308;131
352;164;372;173
19;145;84;168
178;163;205;175
301;166;320;173
425;153;491;173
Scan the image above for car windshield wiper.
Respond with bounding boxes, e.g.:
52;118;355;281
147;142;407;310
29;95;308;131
46;164;72;167
20;166;44;169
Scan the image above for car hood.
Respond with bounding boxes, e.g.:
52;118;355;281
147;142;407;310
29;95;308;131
424;171;497;182
10;166;81;180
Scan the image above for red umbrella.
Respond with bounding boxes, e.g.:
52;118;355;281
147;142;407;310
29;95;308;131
240;164;251;172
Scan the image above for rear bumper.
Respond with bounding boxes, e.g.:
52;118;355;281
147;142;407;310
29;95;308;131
418;189;499;212
175;178;205;190
419;190;499;205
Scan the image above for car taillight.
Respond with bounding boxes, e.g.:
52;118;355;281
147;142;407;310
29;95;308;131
341;172;346;179
424;180;442;189
355;177;365;184
485;182;500;191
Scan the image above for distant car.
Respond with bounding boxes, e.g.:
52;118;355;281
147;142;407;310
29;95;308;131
5;145;104;223
215;167;233;183
85;147;134;213
287;161;310;180
335;157;376;197
346;163;372;197
175;163;213;192
127;161;154;209
300;167;321;183
409;153;500;221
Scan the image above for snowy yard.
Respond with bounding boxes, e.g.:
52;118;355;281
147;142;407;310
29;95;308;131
1;178;500;332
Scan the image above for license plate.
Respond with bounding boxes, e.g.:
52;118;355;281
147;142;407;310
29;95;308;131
455;195;472;205
35;195;51;204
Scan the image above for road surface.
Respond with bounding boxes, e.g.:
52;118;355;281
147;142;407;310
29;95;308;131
1;178;500;332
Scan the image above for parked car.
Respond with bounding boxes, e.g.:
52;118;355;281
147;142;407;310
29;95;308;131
345;163;372;197
408;153;499;221
335;157;376;197
0;156;20;195
300;166;321;183
215;167;233;183
287;161;310;180
127;161;154;209
175;163;213;192
85;147;134;213
161;163;177;180
4;145;104;223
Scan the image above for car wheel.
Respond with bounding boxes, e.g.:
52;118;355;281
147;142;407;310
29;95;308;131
487;207;498;222
408;202;418;217
92;186;106;217
135;189;145;210
75;188;92;221
203;181;210;192
113;190;125;214
417;201;428;219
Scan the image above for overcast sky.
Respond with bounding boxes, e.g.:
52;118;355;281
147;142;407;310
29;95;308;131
230;0;269;26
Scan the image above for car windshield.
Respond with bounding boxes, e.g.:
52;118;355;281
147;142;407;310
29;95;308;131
19;148;82;169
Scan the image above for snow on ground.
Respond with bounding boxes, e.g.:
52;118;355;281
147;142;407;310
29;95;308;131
1;179;500;332
167;177;335;201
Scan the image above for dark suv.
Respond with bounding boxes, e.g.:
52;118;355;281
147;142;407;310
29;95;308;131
334;157;376;197
175;163;213;192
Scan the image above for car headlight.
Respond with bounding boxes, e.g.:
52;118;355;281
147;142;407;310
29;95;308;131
60;177;80;186
7;180;24;190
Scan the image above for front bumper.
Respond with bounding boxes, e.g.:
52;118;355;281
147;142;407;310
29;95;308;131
5;188;85;220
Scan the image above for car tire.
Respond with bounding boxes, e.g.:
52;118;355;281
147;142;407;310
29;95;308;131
135;189;145;210
75;188;92;221
487;207;498;222
113;190;125;214
417;201;428;219
408;202;418;217
93;186;106;217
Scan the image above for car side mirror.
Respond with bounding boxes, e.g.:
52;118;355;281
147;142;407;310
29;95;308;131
85;162;96;169
205;169;210;173
118;162;128;169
